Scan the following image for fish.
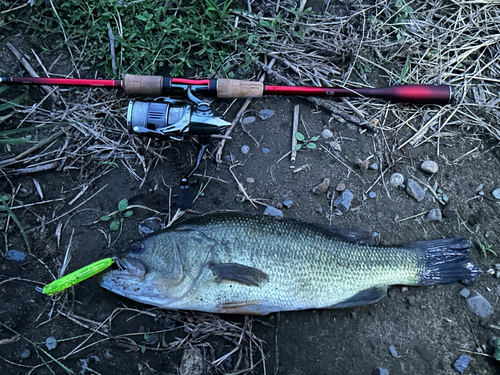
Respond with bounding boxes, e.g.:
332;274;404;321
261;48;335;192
100;213;483;315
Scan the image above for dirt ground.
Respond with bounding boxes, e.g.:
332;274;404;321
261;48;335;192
1;1;500;375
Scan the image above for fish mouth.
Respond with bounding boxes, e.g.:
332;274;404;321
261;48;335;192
100;257;170;307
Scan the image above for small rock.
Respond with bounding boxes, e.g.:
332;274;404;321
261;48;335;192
487;268;495;275
283;200;293;208
246;177;255;183
321;129;333;139
466;289;493;318
263;206;283;218
315;207;323;214
240;145;250;155
459;288;470;298
389;345;398;358
475;184;484;193
179;347;205;375
389;173;404;187
45;336;57;350
442;203;457;219
370;162;378;171
20;349;31;359
312;178;330;195
496;270;500;278
336;183;346;192
495;264;500;271
334;189;354;212
478;190;484;196
425;208;442;222
372;368;389;375
329;141;342;151
406;179;425;202
453;355;471;374
356;158;370;170
138;217;163;236
242;116;255;124
442;194;449;202
421;160;439;174
224;154;235;163
261;147;270;154
258;109;274;120
4;249;26;261
492;188;500;200
369;191;377;199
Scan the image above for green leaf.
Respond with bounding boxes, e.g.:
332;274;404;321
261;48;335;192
306;143;317;149
124;210;133;217
109;220;121;231
295;144;302;151
310;136;320;142
118;199;129;212
295;132;305;141
141;345;147;354
100;215;112;221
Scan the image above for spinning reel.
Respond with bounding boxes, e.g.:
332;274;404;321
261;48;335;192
126;85;230;210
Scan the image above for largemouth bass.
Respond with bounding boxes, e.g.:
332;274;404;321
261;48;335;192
101;213;482;315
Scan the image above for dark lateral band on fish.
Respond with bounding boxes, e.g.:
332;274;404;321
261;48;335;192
100;213;483;315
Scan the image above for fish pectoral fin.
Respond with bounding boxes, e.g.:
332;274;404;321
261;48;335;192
217;300;264;315
329;286;388;309
209;263;269;287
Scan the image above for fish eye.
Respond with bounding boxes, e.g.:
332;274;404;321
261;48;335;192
130;241;145;254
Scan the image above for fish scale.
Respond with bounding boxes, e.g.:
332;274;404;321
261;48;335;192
101;213;482;314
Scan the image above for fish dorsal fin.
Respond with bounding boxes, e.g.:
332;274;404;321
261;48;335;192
329;286;387;309
209;263;269;287
318;224;375;245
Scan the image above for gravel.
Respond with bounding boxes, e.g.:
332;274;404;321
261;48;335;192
240;145;250;155
264;206;283;218
389;173;404;187
389;345;398;358
453;355;471;374
406;179;425;202
465;289;493;318
4;249;26;261
421;160;439;173
425;208;442;222
261;147;270;154
258;109;274;120
334;189;354;212
20;349;31;359
369;162;378;170
283;199;293;208
312;178;330;194
242;116;255;124
45;336;57;350
492;188;500;200
321;129;333;139
371;368;389;375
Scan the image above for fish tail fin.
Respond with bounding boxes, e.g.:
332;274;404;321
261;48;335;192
403;237;483;286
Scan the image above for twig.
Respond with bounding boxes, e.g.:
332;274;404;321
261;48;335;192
107;22;117;76
290;105;300;162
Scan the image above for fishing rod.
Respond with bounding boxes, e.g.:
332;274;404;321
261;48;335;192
0;74;453;210
0;74;453;105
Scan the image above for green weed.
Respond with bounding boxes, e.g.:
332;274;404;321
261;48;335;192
28;0;247;77
294;132;319;150
478;240;497;259
101;198;133;231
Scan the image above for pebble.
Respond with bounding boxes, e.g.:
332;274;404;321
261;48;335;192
371;368;389;375
425;208;442;222
495;264;500;271
465;289;493;318
246;177;255;183
459;288;470;298
442;203;457;219
492;188;500;200
421;160;439;174
224;154;235;163
4;249;26;261
241;116;255;124
406;179;425;202
389;345;398;358
315;206;323;214
369;162;378;171
45;336;57;350
321;129;333;139
179;347;205;375
389;173;404;187
369;191;377;199
283;200;293;208
336;183;346;192
20;349;31;359
453;355;471;374
258;109;274;120
312;178;330;194
334;189;354;212
475;184;483;193
138;217;163;236
261;147;270;154
263;206;283;218
240;145;250;155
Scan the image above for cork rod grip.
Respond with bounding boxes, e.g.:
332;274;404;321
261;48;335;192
123;74;163;95
216;79;264;98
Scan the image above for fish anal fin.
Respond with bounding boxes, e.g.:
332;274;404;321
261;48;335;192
329;286;387;309
209;263;269;287
216;300;264;315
